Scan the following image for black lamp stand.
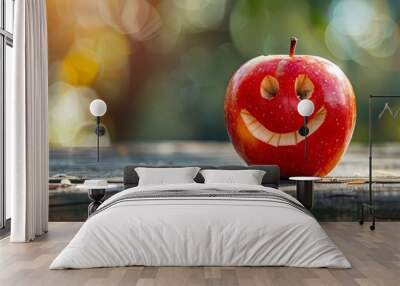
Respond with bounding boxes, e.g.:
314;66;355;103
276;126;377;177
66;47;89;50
95;116;106;162
359;95;400;230
298;116;309;160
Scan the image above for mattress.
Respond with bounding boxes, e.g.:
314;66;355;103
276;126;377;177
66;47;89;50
50;183;350;269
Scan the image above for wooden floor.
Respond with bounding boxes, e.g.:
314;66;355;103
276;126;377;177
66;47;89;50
0;222;399;286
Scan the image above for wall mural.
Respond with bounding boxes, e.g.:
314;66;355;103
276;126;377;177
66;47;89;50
224;38;356;177
47;0;400;221
47;0;400;148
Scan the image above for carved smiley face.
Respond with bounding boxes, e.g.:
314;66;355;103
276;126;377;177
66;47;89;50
240;74;327;147
224;53;356;178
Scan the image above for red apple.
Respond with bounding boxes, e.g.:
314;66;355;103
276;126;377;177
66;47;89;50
224;37;356;178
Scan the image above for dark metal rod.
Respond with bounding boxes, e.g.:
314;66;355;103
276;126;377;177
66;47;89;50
365;94;400;228
97;134;99;162
96;116;100;162
304;116;308;161
369;95;400;98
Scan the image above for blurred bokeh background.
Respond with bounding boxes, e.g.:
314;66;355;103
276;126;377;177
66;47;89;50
47;0;400;147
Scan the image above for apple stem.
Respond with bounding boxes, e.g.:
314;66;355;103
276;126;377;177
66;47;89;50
289;36;298;57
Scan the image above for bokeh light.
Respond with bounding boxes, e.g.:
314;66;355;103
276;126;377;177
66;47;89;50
47;0;400;145
173;0;227;31
325;0;399;65
97;0;162;41
49;82;110;147
59;48;99;86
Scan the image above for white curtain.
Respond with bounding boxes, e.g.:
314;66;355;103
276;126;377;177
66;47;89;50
7;0;49;242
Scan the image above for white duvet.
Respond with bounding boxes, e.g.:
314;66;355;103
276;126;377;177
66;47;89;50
50;183;351;269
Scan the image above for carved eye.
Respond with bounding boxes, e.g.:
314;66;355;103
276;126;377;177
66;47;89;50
295;74;314;100
260;75;279;100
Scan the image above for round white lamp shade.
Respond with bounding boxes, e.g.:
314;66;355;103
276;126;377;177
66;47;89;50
90;99;107;117
297;99;314;117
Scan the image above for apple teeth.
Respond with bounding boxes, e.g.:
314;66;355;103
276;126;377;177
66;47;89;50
240;107;327;147
240;110;274;143
307;106;327;134
268;133;280;147
280;132;297;146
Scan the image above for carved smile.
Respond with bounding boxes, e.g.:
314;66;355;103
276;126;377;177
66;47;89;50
240;107;327;147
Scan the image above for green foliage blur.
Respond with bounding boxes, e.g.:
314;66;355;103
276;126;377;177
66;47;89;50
47;0;400;146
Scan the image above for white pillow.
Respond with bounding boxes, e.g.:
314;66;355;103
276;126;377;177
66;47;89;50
135;167;200;186
200;169;266;185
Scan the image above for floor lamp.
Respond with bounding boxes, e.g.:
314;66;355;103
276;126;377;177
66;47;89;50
359;95;400;230
89;99;107;162
297;99;315;160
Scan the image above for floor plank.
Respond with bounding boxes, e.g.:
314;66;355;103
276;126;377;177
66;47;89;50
0;222;399;286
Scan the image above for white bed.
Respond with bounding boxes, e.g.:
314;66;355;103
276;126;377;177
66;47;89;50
50;183;350;269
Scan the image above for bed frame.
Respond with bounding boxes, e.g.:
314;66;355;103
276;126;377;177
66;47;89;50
123;165;280;189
